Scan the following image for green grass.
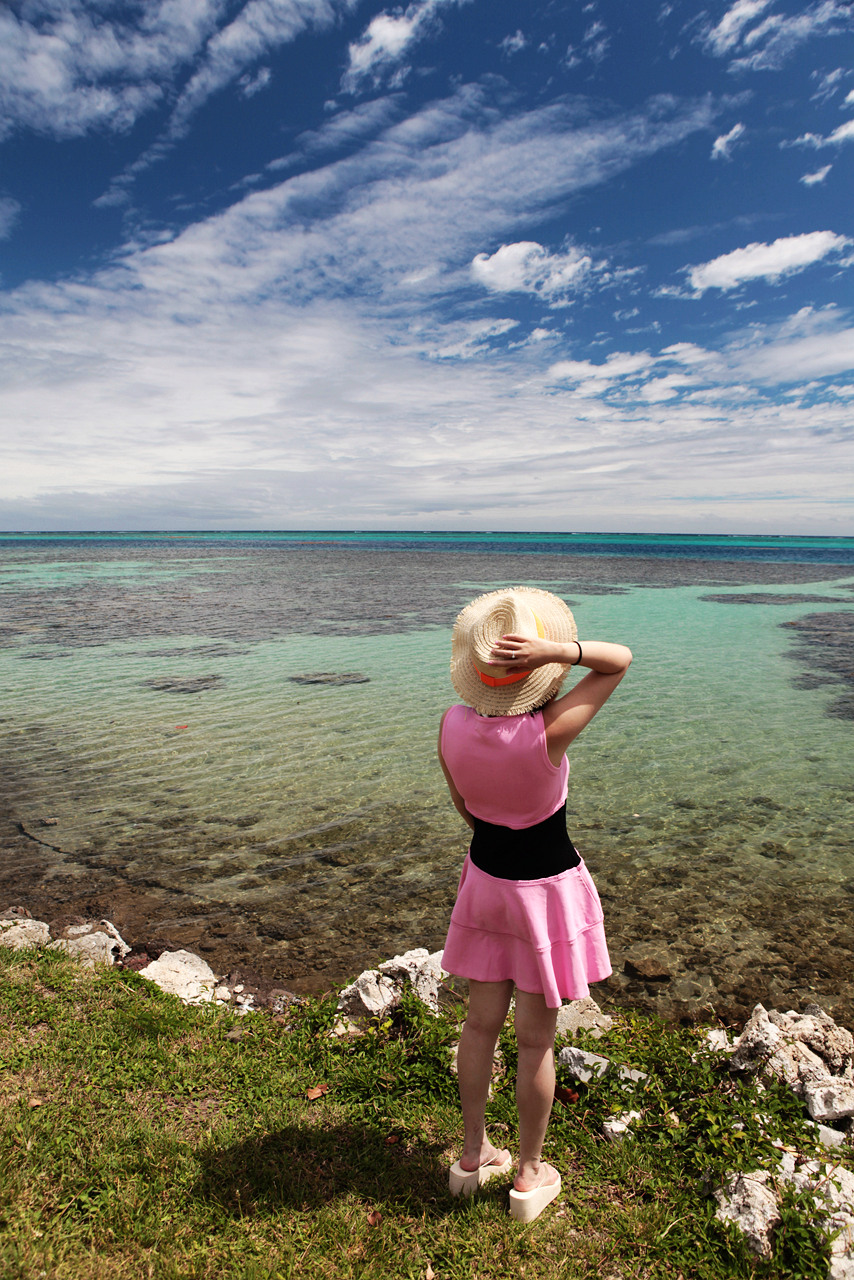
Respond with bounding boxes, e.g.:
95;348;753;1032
0;948;848;1280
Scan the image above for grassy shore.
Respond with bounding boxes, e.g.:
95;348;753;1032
0;946;848;1280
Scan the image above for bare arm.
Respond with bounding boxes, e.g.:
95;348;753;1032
437;711;475;830
489;635;633;764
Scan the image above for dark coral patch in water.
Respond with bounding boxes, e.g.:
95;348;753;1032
782;610;854;719
142;675;224;694
288;672;370;686
700;593;843;605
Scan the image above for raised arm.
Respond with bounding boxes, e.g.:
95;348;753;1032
489;635;632;764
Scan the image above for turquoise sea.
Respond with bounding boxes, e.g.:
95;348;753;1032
1;531;852;1024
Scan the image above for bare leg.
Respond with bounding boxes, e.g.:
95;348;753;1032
456;979;513;1171
513;990;560;1192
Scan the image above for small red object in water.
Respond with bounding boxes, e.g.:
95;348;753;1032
175;725;188;730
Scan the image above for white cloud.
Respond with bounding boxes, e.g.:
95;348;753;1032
711;121;745;159
3;283;852;530
810;66;847;100
427;317;519;359
544;311;854;405
6;77;852;532
846;88;854;105
725;312;854;383
800;163;832;184
0;0;226;141
0;196;21;240
783;130;824;147
88;0;352;202
111;85;710;310
238;66;272;98
783;116;854;149
582;18;610;62
688;231;849;292
548;351;657;384
638;375;691;401
471;241;595;299
500;30;527;55
702;0;774;56
165;0;346;138
730;1;854;71
700;0;854;71
826;118;854;144
341;0;469;94
265;96;404;177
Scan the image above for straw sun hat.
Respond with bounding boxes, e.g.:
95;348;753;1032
450;587;578;717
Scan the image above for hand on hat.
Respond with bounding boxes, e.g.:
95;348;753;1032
489;633;570;672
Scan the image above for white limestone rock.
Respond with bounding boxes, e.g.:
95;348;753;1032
616;1064;650;1086
0;918;50;950
776;1156;854;1277
337;970;398;1021
805;1081;854;1123
338;948;447;1023
49;920;130;968
829;1219;854;1280
731;1004;785;1071
808;1121;849;1150
378;948;446;1013
557;1046;611;1082
733;1003;853;1098
556;996;613;1039
139;949;217;1004
714;1171;780;1258
701;1027;734;1053
602;1110;642;1143
557;1045;648;1090
771;1007;854;1076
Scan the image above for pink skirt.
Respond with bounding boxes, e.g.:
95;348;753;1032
442;854;612;1009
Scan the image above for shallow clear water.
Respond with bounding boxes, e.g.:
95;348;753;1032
1;532;853;1023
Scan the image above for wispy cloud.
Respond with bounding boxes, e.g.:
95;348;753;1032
341;0;469;94
95;86;713;310
800;163;832;184
711;121;746;158
266;97;405;175
500;30;528;56
784;117;854;147
3;286;852;529
92;0;352;203
3;85;776;527
238;66;272;98
548;350;658;389
0;196;21;240
171;0;347;134
810;66;848;100
0;0;226;141
547;307;854;397
701;0;775;56
699;0;854;72
687;231;848;291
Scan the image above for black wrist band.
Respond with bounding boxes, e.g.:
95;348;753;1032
574;641;583;666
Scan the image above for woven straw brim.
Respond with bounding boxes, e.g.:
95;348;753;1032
450;587;578;716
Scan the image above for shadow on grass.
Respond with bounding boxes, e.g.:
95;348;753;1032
193;1119;463;1219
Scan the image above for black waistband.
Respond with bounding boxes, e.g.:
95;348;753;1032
469;802;580;881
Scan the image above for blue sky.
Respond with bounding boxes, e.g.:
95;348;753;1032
1;0;852;532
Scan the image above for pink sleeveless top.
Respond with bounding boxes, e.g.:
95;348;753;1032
440;704;568;830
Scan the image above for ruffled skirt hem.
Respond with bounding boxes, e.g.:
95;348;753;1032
442;854;611;1009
